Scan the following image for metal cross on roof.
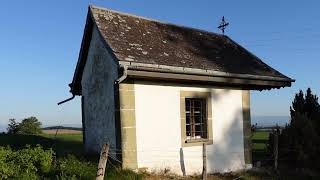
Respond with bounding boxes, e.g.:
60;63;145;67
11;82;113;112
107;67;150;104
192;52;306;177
217;16;229;35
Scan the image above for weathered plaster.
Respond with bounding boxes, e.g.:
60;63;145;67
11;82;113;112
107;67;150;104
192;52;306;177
81;26;118;154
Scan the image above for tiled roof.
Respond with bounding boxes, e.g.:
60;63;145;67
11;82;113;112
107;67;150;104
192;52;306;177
69;6;294;95
91;6;290;79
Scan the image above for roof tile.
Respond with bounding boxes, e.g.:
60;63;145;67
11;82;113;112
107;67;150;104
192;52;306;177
90;6;289;79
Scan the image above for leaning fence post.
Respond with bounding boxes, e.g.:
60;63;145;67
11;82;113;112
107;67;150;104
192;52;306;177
96;144;109;180
202;143;207;180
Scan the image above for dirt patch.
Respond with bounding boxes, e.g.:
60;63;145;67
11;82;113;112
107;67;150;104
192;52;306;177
42;129;82;134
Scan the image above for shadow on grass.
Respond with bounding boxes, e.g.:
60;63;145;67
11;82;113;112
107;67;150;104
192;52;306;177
0;134;84;158
252;139;268;144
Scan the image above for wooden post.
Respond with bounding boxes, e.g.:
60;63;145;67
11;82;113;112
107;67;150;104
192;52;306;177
274;130;278;170
96;144;109;180
202;143;207;180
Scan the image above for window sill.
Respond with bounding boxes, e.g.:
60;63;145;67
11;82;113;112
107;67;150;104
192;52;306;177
182;139;213;147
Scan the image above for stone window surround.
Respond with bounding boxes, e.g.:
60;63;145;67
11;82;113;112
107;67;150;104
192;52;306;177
180;91;213;147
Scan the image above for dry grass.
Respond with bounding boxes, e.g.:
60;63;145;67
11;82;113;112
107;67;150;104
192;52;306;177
42;129;82;134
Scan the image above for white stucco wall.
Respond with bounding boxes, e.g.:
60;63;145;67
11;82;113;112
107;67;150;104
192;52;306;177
81;26;118;154
134;83;245;175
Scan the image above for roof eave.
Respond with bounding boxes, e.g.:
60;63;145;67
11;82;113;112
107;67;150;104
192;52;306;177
120;61;294;90
126;69;292;90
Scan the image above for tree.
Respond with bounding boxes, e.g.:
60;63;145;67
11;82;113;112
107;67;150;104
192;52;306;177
270;88;320;169
17;117;42;135
7;118;19;134
6;117;42;135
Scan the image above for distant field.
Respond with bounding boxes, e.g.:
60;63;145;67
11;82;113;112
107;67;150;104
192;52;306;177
42;129;82;134
42;133;83;142
41;128;83;143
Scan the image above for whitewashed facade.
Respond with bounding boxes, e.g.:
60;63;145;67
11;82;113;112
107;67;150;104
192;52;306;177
135;83;248;174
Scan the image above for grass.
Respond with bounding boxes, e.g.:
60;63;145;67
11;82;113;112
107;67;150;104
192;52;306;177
1;131;319;179
252;131;270;141
0;133;84;157
250;131;320;179
252;131;271;164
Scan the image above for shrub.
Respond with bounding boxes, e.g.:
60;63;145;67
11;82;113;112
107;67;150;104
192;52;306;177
0;147;15;179
0;145;54;179
56;155;96;179
0;145;141;179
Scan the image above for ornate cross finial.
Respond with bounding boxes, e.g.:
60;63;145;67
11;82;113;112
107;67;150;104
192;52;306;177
217;16;229;35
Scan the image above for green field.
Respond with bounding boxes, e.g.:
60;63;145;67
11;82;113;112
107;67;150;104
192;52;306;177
0;133;84;157
252;131;270;150
253;131;270;141
252;131;271;164
42;133;83;142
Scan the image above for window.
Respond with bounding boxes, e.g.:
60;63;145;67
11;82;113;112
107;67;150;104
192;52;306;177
180;91;213;147
185;98;207;140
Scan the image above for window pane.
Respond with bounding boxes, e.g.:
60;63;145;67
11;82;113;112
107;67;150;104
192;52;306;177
186;114;191;125
195;125;201;136
185;99;190;112
194;100;201;108
202;125;207;138
194;109;201;114
185;98;208;139
194;115;201;124
186;125;191;136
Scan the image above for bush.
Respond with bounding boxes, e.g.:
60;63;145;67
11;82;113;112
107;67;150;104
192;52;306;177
56;155;96;179
0;145;141;179
7;117;42;135
0;145;54;179
0;147;14;179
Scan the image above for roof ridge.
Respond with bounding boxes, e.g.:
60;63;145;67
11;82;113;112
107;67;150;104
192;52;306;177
89;4;223;38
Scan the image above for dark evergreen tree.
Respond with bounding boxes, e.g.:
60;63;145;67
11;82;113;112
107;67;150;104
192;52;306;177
269;88;320;169
7;118;19;134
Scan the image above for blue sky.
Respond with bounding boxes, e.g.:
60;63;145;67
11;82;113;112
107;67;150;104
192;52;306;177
0;0;319;126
